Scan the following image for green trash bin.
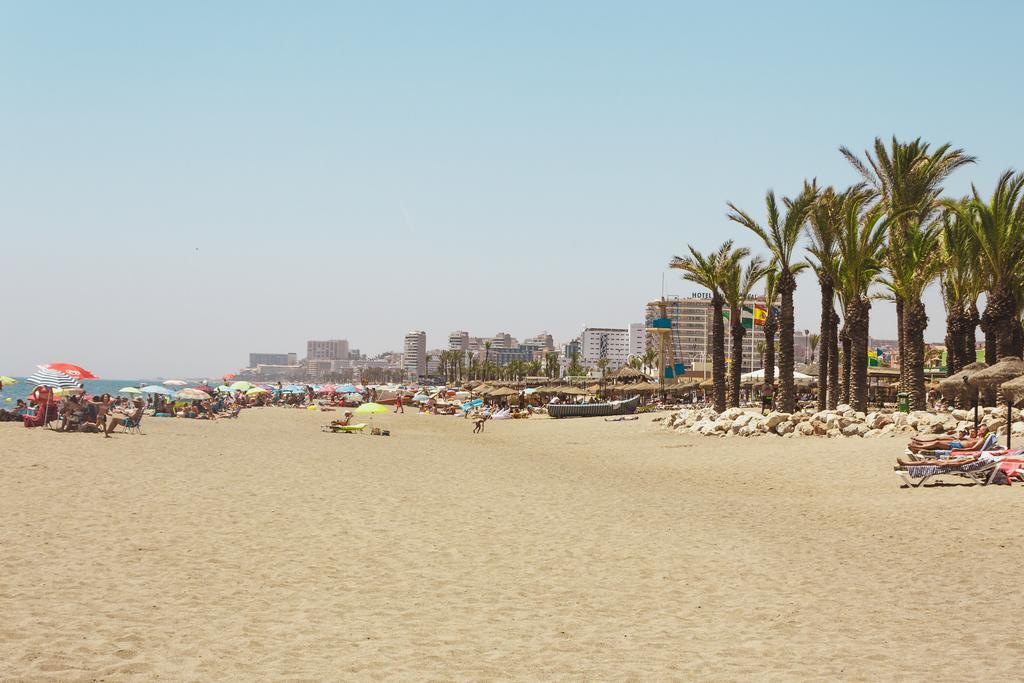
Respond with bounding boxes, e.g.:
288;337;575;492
897;392;910;413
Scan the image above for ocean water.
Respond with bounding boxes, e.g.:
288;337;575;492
0;379;156;405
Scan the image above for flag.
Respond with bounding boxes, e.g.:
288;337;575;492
741;305;754;329
867;350;879;367
753;304;768;326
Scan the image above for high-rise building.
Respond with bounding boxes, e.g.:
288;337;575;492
645;294;804;377
403;331;427;378
448;331;470;351
628;323;646;358
249;352;296;367
306;339;350;361
580;327;630;371
490;332;515;348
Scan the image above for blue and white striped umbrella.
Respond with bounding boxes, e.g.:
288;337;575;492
26;367;83;389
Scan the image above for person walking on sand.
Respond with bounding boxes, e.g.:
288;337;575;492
394;394;404;414
472;409;488;433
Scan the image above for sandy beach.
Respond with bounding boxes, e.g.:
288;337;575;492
2;408;1022;680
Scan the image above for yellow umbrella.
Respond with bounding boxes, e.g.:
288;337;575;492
0;376;16;384
355;402;389;414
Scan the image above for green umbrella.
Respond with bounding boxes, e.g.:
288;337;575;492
119;387;142;394
0;376;17;385
354;402;389;414
229;381;254;391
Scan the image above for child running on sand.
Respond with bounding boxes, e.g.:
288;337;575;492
472;410;488;434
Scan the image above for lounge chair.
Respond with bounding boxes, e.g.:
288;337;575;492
322;423;367;433
896;452;1004;488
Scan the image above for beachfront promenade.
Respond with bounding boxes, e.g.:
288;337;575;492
2;408;1021;679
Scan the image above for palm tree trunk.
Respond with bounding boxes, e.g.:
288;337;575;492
828;310;840;410
763;315;777;390
849;297;871;412
986;286;1018;360
965;301;980;369
778;271;797;412
1013;318;1024;357
904;298;929;410
944;299;964;378
711;295;727;413
817;276;833;412
840;321;851;406
729;313;744;408
896;297;906;392
981;299;998;365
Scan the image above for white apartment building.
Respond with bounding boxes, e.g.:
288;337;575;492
645;294;811;378
403;330;427;378
448;330;470;351
628;323;646;358
580;327;630;371
306;339;350;361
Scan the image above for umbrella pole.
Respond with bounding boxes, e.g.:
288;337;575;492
1008;400;1013;450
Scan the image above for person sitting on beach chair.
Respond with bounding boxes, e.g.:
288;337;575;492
105;399;145;437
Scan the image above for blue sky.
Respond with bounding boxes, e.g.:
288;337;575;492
2;1;1021;377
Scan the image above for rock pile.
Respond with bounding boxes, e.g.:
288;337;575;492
662;404;1024;439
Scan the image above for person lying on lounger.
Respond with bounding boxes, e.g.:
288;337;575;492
331;411;353;427
907;426;988;454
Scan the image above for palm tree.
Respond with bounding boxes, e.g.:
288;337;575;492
721;255;768;407
728;183;817;412
938;201;982;376
544;351;560;378
808;333;820;362
834;188;889;412
761;266;779;389
670;240;747;412
642;347;659;377
755;340;767;371
567;351;583;377
948;170;1024;360
841;137;975;407
806;185;843;410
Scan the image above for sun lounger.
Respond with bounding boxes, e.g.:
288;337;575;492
322;423;367;433
897;452;1004;488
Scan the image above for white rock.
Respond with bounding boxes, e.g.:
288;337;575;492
1013;422;1024;435
764;412;792;430
776;420;795;435
836;404;852;414
841;423;862;436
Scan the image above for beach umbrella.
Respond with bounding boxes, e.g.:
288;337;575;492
354;402;389;414
488;387;519;398
938;362;987;404
246;387;268;395
412;393;430;402
52;386;85;397
216;385;233;393
193;384;214;394
968;356;1024;448
40;363;99;380
176;388;212;401
281;385;305;393
27;367;82;389
163;379;187;386
140;384;174;396
222;373;237;381
229;381;254;391
335;384;357;394
119;387;143;394
999;374;1024;406
0;376;17;384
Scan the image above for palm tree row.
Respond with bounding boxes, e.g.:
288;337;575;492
670;136;1024;415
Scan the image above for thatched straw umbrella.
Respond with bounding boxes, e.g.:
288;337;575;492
610;367;647;382
999;374;1024;407
968;356;1024;447
939;361;988;428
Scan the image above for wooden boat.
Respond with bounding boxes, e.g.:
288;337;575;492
547;395;640;418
